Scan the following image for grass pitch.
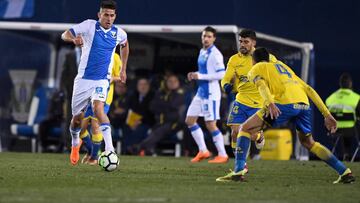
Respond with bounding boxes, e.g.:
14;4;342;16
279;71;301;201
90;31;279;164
0;153;359;203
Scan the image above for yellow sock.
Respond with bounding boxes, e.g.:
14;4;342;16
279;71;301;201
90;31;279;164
231;141;237;149
80;130;89;139
310;142;332;160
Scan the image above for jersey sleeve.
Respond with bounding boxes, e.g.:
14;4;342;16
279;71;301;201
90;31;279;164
117;28;128;45
69;19;92;37
212;51;225;72
221;56;235;88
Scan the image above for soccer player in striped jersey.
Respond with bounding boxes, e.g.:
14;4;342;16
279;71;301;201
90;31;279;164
216;47;354;184
61;0;129;165
186;26;228;164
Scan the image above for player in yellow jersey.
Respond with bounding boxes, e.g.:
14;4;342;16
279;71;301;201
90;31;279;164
221;29;277;156
79;50;122;165
217;47;355;184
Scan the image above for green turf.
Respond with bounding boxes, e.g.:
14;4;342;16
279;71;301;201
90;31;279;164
0;153;359;203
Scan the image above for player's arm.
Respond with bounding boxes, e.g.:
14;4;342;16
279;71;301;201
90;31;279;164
196;70;225;81
61;20;91;46
296;76;337;133
221;59;235;94
253;76;274;107
249;65;280;119
61;30;83;46
296;76;330;117
120;41;129;83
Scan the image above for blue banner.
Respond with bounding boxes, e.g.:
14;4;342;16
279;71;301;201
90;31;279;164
0;0;34;19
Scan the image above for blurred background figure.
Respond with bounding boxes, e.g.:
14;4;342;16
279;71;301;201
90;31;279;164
326;73;360;161
109;82;129;152
124;77;155;153
38;90;65;152
128;74;185;155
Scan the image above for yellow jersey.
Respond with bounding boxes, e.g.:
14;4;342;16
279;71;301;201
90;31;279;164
106;53;122;105
221;52;277;108
248;61;309;105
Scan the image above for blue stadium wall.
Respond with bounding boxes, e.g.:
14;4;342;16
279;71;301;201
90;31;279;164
1;0;360;153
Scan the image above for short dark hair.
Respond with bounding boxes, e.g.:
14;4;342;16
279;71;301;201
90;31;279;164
339;73;352;88
101;0;117;10
203;26;217;37
239;29;256;40
252;47;270;63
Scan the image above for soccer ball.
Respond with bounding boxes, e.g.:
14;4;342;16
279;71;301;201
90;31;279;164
98;151;119;172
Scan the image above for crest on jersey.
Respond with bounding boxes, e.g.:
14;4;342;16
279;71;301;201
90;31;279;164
95;87;103;94
110;31;116;38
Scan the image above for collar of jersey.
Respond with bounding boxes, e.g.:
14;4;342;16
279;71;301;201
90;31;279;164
96;21;114;33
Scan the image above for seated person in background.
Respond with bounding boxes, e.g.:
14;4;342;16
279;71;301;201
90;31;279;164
109;82;129;132
124;77;155;153
128;74;185;155
38;90;65;152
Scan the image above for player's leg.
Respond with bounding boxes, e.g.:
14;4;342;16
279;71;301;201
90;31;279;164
186;115;211;162
295;106;354;184
79;117;93;163
186;97;210;162
86;118;103;165
203;99;228;163
216;111;265;182
69;113;84;165
92;81;114;152
205;120;228;163
93;100;114;152
297;131;354;183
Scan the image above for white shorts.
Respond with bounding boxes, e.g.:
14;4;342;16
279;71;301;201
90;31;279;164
71;78;109;116
186;96;220;121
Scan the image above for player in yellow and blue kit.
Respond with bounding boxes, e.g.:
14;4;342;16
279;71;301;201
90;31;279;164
221;29;277;154
216;47;355;184
80;50;122;164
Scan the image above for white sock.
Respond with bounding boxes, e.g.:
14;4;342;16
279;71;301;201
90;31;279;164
69;127;81;147
211;130;227;157
100;123;114;152
189;124;207;152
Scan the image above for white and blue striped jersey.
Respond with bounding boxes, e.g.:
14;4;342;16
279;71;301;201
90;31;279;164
69;19;127;80
196;45;225;100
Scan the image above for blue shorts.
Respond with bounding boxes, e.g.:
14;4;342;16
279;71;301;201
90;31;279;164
257;103;312;134
84;104;110;120
227;101;259;125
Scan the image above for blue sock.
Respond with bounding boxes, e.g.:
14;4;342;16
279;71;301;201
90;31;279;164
326;155;347;175
234;132;251;173
91;142;101;160
82;136;93;155
310;142;347;175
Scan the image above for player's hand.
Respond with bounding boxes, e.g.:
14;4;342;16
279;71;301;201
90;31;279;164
324;114;337;134
187;72;194;81
267;103;281;120
72;35;84;47
223;83;233;94
120;69;127;84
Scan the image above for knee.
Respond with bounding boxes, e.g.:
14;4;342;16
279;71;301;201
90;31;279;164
92;106;103;118
231;127;239;140
205;122;217;131
71;116;82;127
299;133;315;150
239;124;249;133
185;117;195;127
